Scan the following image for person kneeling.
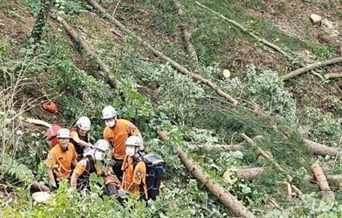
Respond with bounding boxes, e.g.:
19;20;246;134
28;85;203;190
70;139;120;197
121;136;147;200
46;128;77;189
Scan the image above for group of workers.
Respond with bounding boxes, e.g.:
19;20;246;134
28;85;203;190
45;105;148;199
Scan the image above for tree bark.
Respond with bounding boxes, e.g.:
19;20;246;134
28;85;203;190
86;0;238;105
236;167;266;181
311;162;330;191
57;17;119;88
324;73;342;79
195;1;293;61
189;143;244;152
304;139;342;158
282;57;342;81
171;0;198;63
176;147;255;218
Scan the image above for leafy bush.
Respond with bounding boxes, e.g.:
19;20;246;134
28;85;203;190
301;107;341;146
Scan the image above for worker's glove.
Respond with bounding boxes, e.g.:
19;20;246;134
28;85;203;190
118;189;127;198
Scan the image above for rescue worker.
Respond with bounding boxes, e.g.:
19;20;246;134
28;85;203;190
70;139;120;197
102;106;143;181
70;116;93;161
121;136;147;200
46;128;77;188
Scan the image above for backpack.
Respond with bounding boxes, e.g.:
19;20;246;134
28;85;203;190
142;154;165;200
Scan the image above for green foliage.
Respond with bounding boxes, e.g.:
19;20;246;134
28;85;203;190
1;153;35;184
301;107;341;146
245;65;296;124
310;44;336;60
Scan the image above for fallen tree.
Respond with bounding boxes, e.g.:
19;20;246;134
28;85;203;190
86;0;238;105
172;0;198;63
56;17;119;88
304;139;342;158
176;147;255;218
195;1;293;61
324;72;342;79
282;57;342;81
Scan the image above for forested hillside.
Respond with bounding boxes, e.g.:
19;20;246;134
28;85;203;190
1;0;342;217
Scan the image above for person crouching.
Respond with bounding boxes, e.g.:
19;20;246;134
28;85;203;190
70;139;120;197
46;128;77;188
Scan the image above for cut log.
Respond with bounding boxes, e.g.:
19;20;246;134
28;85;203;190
56;17;119;88
324;73;342;79
0;111;51;128
176;147;255;218
282;57;342;81
157;130;169;141
241;133;304;196
172;0;198;63
311;162;330;191
87;0;238;105
189;143;244;152
195;1;293;61
236;167;266;181
304;139;342;158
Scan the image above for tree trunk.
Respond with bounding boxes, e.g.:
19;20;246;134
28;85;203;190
31;0;54;42
324;73;342;79
304;139;342;158
195;1;293;61
86;0;238;105
311;162;330;191
236;167;266;181
176;147;255;218
172;0;198;63
57;17;119;88
282;57;342;81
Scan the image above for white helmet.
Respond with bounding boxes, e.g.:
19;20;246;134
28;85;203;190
102;106;117;120
76;116;91;131
94;139;110;152
57;128;71;139
125;136;141;147
83;146;95;157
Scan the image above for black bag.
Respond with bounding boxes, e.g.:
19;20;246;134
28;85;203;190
142;154;165;200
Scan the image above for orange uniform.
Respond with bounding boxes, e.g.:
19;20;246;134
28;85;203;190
46;143;77;181
103;119;140;160
121;155;147;198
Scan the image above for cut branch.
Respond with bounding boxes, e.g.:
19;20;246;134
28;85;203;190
304;139;342;158
324;72;342;79
0;111;51;128
195;1;293;61
311;162;330;191
236;167;266;181
87;0;238;105
56;17;119;88
282;57;342;81
172;0;198;63
189;143;244;152
176;147;255;218
241;133;293;182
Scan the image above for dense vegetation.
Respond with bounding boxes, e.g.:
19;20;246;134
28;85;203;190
0;0;341;217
